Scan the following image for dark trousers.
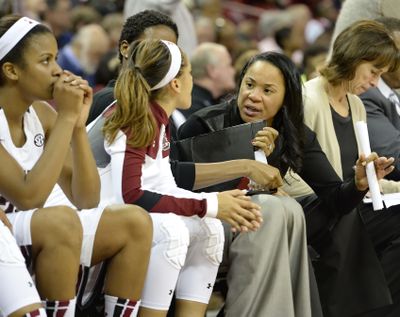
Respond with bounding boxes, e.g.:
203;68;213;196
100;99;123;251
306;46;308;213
355;203;400;317
298;194;392;317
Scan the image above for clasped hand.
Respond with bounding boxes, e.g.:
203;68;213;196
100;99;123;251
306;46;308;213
217;190;263;233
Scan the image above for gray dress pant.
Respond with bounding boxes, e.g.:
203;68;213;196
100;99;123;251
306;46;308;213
223;194;312;317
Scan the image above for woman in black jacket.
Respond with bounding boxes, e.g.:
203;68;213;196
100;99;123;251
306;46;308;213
178;51;395;317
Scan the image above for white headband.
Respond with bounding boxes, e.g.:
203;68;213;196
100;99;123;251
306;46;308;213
150;40;182;91
0;17;40;61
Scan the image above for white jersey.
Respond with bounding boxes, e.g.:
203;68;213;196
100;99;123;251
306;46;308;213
0;106;44;214
0;106;105;312
0;106;46;314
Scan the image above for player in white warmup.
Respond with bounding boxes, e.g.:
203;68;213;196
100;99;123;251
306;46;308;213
0;15;152;317
102;38;262;317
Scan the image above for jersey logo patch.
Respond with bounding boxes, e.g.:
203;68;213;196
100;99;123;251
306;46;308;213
34;133;44;147
162;133;170;151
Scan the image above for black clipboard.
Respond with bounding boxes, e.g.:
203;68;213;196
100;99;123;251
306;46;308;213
174;120;266;191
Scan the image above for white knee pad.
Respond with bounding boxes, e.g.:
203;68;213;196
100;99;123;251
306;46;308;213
141;214;190;310
174;217;223;304
6;210;34;249
199;218;224;266
152;213;190;270
0;222;25;265
0;223;42;317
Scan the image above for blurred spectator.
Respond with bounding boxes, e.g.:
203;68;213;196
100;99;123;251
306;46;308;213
88;0;120;15
195;16;217;44
0;0;13;16
193;0;221;19
70;4;101;33
330;0;400;54
123;0;197;56
313;0;338;26
269;5;311;67
305;17;326;45
21;0;47;20
180;42;236;119
215;17;244;59
257;10;291;53
101;12;124;49
42;0;73;48
84;12;124;89
57;23;110;87
274;26;293;55
301;44;328;81
286;4;311;64
237;18;258;48
224;0;284;22
233;48;259;83
312;24;334;48
95;50;119;89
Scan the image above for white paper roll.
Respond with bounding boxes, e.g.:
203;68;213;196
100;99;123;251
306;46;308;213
248;149;268;189
254;148;268;163
355;121;384;210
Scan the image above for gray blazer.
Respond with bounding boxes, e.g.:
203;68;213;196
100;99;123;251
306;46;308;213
360;87;400;179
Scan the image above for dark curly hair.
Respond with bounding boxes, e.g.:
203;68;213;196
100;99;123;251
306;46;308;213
118;10;179;63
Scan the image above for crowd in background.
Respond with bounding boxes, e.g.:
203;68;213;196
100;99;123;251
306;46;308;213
2;1;400;317
1;0;341;92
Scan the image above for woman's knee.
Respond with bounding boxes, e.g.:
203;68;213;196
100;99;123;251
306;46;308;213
200;218;224;266
253;194;287;225
108;204;153;242
281;197;306;223
32;206;82;249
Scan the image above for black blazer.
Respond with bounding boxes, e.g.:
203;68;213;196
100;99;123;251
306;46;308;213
360;87;400;180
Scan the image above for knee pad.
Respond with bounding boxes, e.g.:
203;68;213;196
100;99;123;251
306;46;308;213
200;218;224;266
0;223;25;265
158;215;190;270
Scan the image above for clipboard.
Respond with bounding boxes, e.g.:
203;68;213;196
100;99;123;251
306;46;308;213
175;120;266;191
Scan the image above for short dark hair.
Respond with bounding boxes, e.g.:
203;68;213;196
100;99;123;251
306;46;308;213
118;10;179;62
321;20;400;85
302;44;328;69
274;26;292;50
45;0;60;10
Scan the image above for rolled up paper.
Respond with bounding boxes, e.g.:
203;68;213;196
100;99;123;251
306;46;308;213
254;148;268;163
249;149;268;189
355;121;384;210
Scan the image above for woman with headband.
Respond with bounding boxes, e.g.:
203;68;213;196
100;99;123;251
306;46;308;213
103;39;262;316
0;15;152;317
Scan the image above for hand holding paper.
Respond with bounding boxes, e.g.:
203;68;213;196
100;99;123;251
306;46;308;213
354;121;395;210
252;126;279;157
250;125;281;190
